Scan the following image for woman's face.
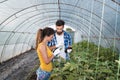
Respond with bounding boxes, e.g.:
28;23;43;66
47;34;54;41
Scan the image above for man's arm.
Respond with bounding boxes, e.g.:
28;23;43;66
68;33;72;47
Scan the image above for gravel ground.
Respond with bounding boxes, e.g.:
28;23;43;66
0;50;39;80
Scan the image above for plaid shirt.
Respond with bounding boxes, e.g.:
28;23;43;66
47;30;72;49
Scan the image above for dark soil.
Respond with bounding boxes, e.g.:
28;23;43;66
0;49;39;80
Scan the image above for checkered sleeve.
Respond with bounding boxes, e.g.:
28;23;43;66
68;34;72;46
47;35;56;46
64;31;72;48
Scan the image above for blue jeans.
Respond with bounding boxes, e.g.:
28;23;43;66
36;68;51;80
66;53;70;60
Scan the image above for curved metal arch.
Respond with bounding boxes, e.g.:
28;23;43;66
13;11;58;31
10;33;22;56
24;15;101;41
17;17;88;47
0;16;111;61
12;12;88;31
7;12;109;47
60;10;116;36
61;9;116;34
0;30;35;62
0;2;119;36
11;34;27;55
26;34;35;49
13;12;95;32
2;19;85;60
96;0;120;12
18;15;96;36
31;18;88;37
16;10;112;38
0;32;18;62
1;8;118;37
19;34;33;53
0;0;8;3
0;1;118;44
0;18;55;55
0;4;117;39
0;19;53;56
0;3;59;25
25;20;86;50
31;18;110;47
5;8;114;38
0;8;58;30
0;9;115;50
27;18;93;50
9;33;36;59
0;0;119;62
60;4;120;36
34;18;109;45
26;18;88;35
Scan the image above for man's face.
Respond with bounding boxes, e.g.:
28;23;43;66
56;25;64;35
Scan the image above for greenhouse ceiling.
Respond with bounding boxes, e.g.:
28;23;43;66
0;0;120;62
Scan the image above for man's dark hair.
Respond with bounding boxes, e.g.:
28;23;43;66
56;19;65;26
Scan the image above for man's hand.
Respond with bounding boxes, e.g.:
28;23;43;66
67;49;72;53
65;47;72;53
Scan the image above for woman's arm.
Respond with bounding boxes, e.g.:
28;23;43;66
39;44;54;64
48;46;56;51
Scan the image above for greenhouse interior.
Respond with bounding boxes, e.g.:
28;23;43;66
0;0;120;80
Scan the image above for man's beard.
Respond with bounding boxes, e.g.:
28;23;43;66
56;31;63;35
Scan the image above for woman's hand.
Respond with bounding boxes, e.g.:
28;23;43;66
53;48;61;56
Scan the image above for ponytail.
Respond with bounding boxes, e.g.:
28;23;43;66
35;29;42;50
35;27;55;50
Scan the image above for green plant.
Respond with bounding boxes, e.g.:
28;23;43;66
50;40;119;80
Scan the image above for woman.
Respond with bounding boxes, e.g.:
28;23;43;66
36;27;59;80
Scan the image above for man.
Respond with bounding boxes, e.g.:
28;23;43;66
48;19;72;60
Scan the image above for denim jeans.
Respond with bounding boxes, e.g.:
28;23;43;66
66;53;70;60
36;68;51;80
